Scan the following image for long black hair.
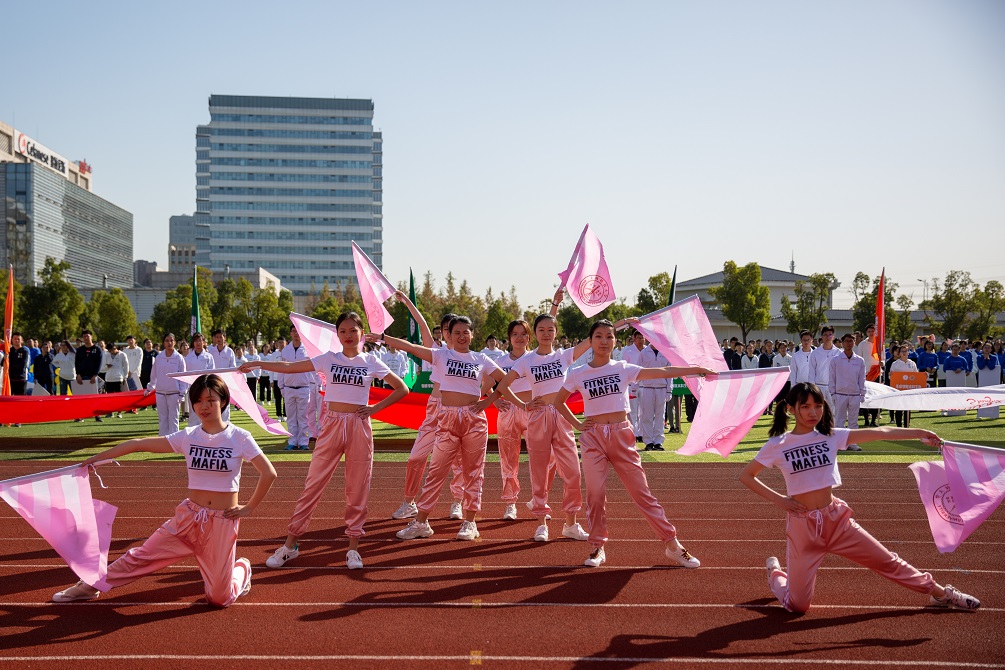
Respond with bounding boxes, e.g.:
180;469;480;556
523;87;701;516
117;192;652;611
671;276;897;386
768;382;834;437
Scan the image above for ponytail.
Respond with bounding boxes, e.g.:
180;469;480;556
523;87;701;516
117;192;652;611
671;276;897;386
768;400;790;437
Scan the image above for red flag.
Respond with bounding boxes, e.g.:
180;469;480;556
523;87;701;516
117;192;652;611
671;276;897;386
2;265;13;396
869;269;885;382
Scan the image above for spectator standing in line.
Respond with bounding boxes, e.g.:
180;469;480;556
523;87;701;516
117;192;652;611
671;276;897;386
771;341;793;413
638;343;670;451
855;325;881;427
740;343;760;370
271;338;287;420
280;327;312;450
209;329;236;423
829;334;865;450
185;333;215;428
809;325;841;411
621;330;648;443
140;338;157;391
244;341;261;401
480;335;508;362
976;343;1001;420
758;341;775;369
123;336;144;393
936;340;951;388
6;333;31;426
917;339;939;388
75;330;105;422
258;344;272;405
103;342;130;418
97;340;110;385
383;343;409;381
33;341;55;395
890;345;917;427
788;330;814;387
53;341;76;395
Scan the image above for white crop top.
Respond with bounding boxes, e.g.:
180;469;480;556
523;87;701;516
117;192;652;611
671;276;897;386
312;351;390;405
562;360;643;415
431;348;500;396
427;342;445;382
498;352;532;394
753;428;849;497
166;424;264;493
511;348;575;398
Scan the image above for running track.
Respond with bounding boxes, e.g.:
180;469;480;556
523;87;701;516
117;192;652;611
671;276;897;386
1;460;1002;669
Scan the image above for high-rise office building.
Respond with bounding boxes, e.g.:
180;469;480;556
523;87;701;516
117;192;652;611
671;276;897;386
168;213;196;271
195;95;382;295
1;120;132;289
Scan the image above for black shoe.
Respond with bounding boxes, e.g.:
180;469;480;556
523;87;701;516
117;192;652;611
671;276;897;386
636;436;643;443
643;443;655;451
95;417;103;422
651;444;665;451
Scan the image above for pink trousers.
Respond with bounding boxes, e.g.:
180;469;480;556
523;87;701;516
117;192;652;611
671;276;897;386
769;498;935;613
97;499;245;607
580;421;677;549
496;403;529;503
288;411;373;538
526;405;582;517
417;407;488;514
403;397;463;501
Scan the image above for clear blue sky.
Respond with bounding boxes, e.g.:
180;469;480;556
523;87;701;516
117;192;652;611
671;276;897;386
6;1;1003;311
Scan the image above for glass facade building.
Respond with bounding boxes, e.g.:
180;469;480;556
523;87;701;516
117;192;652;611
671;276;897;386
195;95;382;295
0;162;133;288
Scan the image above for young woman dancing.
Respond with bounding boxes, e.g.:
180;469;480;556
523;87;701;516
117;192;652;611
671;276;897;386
554;319;714;568
53;374;277;605
242;312;408;569
384;316;506;541
739;382;980;613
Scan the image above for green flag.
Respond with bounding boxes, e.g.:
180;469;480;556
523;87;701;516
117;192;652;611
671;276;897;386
404;269;422;387
667;264;677;306
191;266;202;338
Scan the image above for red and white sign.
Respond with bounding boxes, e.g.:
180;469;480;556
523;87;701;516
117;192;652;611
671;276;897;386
14;130;69;177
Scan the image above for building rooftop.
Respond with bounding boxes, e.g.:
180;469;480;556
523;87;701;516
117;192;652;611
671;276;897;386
208;95;374;112
679;265;812;286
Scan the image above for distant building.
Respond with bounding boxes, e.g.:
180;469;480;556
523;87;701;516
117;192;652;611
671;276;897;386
0;120;132;289
194;94;383;295
168;214;197;272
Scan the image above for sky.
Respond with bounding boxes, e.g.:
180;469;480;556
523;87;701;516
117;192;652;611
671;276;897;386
5;1;1004;312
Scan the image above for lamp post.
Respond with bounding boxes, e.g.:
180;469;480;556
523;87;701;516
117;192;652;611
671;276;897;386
916;278;928;305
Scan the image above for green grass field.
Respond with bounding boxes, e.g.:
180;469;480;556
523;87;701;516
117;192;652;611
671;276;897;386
2;404;1003;467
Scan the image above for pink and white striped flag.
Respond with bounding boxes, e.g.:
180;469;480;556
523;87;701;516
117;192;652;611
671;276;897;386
634;295;729;397
910;442;1005;553
1;465;117;589
677;368;790;457
352;241;395;334
290;312;343;359
558;224;616;318
169;368;290;437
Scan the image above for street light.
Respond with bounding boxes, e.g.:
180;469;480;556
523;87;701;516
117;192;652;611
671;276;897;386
917;279;928;305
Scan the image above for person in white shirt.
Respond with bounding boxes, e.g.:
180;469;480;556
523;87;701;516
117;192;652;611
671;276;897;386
809;325;841;410
889;345;918;427
281;328;313;450
102;342;130;418
210;330;237;423
271;338;287;420
740;343;760;370
828;334;866;450
244;341;261;401
185;333;216;428
855;325;881;427
788;330;814;387
638;344;670;451
123;335;143;394
382;344;409;379
480;335;508;362
145;333;188;435
620;330;647;442
52;340;77;396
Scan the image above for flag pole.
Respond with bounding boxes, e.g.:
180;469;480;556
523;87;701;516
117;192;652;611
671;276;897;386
0;459;118;486
944;441;1005;457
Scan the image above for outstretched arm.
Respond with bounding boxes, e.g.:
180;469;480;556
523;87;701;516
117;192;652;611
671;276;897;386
845;426;941;448
373;334;433;363
636;366;717;380
82;436;174;466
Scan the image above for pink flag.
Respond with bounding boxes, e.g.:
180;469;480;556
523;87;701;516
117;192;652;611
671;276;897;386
909;460;967;553
169;368;290;437
290;312;343;359
558;224;616;318
0;465;117;589
351;241;395;334
677;368;790;457
633;295;729;396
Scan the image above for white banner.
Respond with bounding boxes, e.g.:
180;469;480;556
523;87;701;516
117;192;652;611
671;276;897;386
861;382;1005;411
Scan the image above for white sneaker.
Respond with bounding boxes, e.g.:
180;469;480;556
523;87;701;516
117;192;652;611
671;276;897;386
534;524;549;542
930;584;980;610
766;556;782;582
346;550;364;570
562;523;590;541
457;520;480;541
52;581;100;603
265;544;299;568
397;520;434;540
666;541;700;568
846;444;863;452
526;499;551;520
449;501;463;520
235;557;252;596
502;503;518;520
584;547;606;567
392;500;418;519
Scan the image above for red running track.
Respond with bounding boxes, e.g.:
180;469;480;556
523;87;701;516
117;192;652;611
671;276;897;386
1;460;1003;669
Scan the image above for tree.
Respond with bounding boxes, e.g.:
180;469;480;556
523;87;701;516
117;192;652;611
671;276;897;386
84;289;139;343
965;280;1005;341
211;278;240;335
150;269;217;342
888;294;916;342
779;272;837;335
850;272;899;333
635;272;674;314
922;271;978;339
222;278;256;344
20;258;85;342
238;281;287;344
707;261;771;342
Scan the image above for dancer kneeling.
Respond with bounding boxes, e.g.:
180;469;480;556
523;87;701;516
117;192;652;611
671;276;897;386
554;319;716;568
740;382;980;613
242;312;408;569
53;373;277;606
